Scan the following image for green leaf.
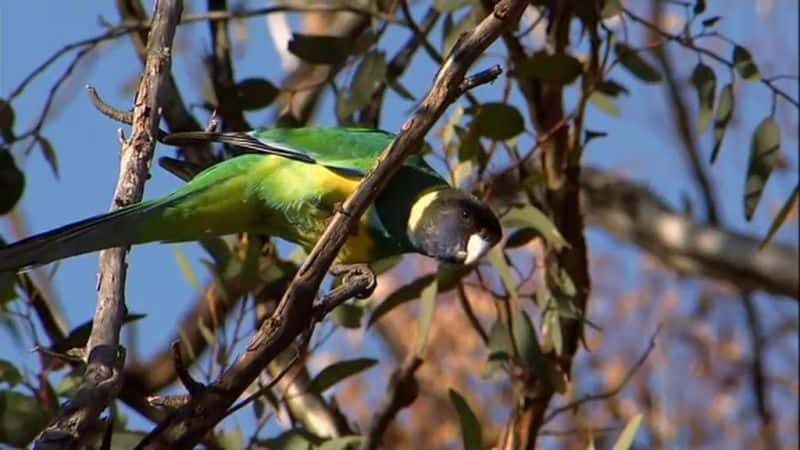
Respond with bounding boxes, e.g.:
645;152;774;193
309;358;377;394
501;206;568;250
468;103;525;141
744;117;781;220
236;78;278;111
36;136;59;179
288;34;352;65
701;16;721;27
710;83;734;163
504;228;538;249
693;0;706;15
615;44;662;83
338;51;387;119
690;63;716;132
0;265;16;306
219;427;244;450
487;247;517;301
589;91;620;116
0;390;47;446
0;360;21;387
368;274;435;326
759;185;799;249
733;45;760;80
596;79;630;97
368;266;464;326
414;272;439;354
109;430;149;450
0;148;25;214
433;0;475;12
174;247;199;290
515;51;584;84
0;99;14;142
55;367;84;397
511;308;543;369
601;0;623;18
442;11;476;57
388;80;415;100
318;436;364;450
448;389;483;450
259;430;316;450
611;413;643;450
331;302;364;329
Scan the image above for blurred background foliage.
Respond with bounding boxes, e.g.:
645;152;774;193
0;0;797;449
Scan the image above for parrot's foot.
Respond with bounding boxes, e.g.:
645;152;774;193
329;264;376;299
312;264;376;322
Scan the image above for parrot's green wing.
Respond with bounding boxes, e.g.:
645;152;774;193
163;127;441;180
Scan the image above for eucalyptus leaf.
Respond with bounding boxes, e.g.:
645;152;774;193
433;0;475;12
288;34;352;65
759;185;799;249
414;273;439;354
487;247;517;301
611;414;643;450
318;436;364;450
501;206;568;250
744;117;781;220
710;83;734;163
449;389;483;450
615;43;662;83
589;91;621;116
310;358;378;394
468;103;525;141
733;45;760;80
37;136;59;178
0;148;24;215
0;360;21;387
515;51;583;84
0;390;47;446
0;100;14;142
690;63;716;132
236;78;278;110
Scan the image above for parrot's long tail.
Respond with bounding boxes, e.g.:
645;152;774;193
0;199;171;272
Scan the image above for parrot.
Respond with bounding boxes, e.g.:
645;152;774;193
0;127;502;273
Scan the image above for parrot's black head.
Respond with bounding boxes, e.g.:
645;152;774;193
406;188;502;265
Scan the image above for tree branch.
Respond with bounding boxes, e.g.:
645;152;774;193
136;2;525;447
34;1;183;448
580;168;799;299
359;356;423;450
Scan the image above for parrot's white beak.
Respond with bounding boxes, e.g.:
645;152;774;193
463;233;493;265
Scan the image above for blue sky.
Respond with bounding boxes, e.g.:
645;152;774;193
1;0;797;444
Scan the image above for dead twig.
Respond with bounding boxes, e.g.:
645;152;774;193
542;325;661;424
359;356;424;450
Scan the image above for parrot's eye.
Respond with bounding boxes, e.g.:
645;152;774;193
461;209;471;220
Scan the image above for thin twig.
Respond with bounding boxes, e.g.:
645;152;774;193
740;293;780;450
622;7;799;108
542;325;661;424
359;356;424;450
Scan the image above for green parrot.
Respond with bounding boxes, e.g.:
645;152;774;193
0;127;502;273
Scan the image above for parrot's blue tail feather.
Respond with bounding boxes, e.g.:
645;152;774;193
0;200;168;273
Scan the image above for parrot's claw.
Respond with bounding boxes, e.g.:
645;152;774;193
312;264;377;322
329;263;376;299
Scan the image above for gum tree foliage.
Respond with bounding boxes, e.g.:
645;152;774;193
0;1;797;449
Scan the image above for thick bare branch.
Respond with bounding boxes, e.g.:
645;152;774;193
580;168;799;299
33;1;183;448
